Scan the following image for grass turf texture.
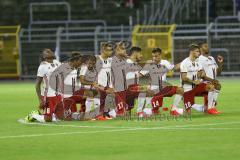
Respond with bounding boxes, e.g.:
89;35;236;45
0;78;240;160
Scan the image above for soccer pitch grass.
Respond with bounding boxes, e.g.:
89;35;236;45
0;78;240;160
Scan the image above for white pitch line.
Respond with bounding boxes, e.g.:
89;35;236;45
0;128;139;139
0;127;240;140
167;128;240;130
0;121;239;140
18;119;134;129
151;121;240;129
18;119;240;130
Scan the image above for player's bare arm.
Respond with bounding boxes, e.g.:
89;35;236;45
79;75;95;86
174;63;181;71
216;55;224;75
198;70;219;84
181;72;200;85
35;76;44;108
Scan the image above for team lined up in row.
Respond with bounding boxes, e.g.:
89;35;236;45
26;41;223;122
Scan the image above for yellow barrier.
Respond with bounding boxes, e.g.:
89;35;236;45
0;25;21;78
132;25;176;76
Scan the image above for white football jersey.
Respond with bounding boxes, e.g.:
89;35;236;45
197;55;218;79
160;60;174;81
180;57;203;92
111;56;128;92
140;60;174;91
64;69;81;98
37;60;61;97
96;55;113;88
79;65;97;89
125;59;142;87
79;65;88;77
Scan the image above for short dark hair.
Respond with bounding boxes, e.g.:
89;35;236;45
69;51;82;61
129;46;141;55
152;48;162;54
40;48;55;62
101;41;114;50
81;55;96;64
115;41;126;50
43;48;53;54
115;41;131;50
189;43;200;52
87;55;96;62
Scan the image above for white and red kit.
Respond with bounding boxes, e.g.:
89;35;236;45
37;59;61;116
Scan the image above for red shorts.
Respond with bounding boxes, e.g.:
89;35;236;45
126;84;140;110
72;89;85;102
183;83;208;109
54;98;74;120
53;89;84;114
65;89;86;112
154;86;178;97
151;86;178;112
115;91;127;111
41;95;62;116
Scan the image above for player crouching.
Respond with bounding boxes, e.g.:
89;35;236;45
30;49;61;122
180;44;219;115
137;48;184;117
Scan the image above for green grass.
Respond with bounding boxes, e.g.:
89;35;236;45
0;78;240;160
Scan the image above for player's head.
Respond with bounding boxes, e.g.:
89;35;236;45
41;48;55;63
100;42;113;57
189;43;200;59
115;41;128;58
86;55;96;70
152;48;162;63
198;42;209;55
69;51;82;68
129;46;142;62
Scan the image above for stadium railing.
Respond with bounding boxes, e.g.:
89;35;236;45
19;25;132;78
19;12;240;78
165;23;240;74
19;2;108;78
19;22;240;78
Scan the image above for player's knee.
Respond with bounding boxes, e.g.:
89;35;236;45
206;84;215;91
215;83;221;90
151;96;163;109
65;98;76;106
176;87;184;95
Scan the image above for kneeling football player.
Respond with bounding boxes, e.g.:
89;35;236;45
138;48;183;117
34;49;61;122
180;44;218;114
